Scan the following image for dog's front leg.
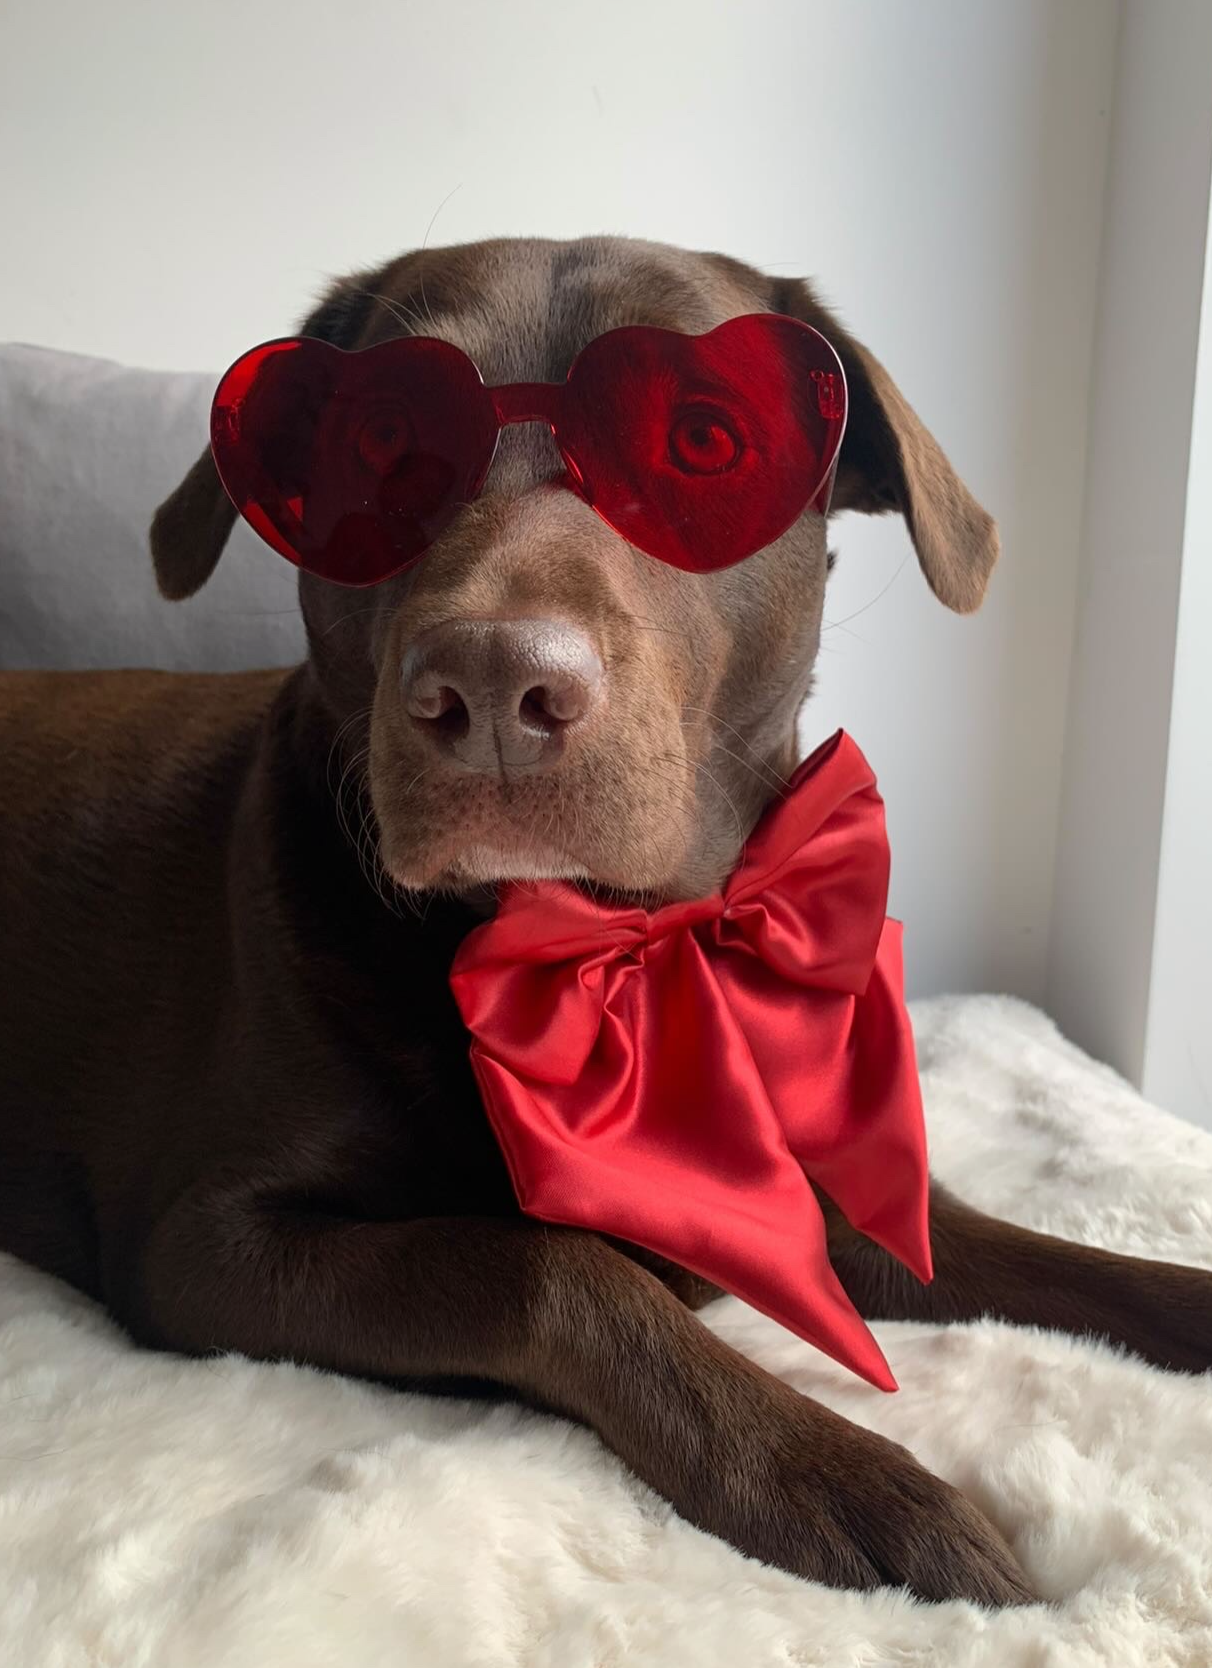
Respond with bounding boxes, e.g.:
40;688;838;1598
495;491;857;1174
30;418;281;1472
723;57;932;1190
124;1188;1031;1604
823;1184;1212;1373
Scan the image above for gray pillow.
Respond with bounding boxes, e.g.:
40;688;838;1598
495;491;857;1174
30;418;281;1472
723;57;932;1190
0;343;305;672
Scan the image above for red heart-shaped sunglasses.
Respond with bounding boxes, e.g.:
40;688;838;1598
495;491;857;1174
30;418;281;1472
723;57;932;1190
210;313;847;587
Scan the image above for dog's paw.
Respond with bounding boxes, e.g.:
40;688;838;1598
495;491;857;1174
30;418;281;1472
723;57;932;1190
702;1385;1034;1607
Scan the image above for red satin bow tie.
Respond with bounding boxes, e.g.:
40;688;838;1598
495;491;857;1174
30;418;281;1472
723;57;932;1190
449;731;932;1390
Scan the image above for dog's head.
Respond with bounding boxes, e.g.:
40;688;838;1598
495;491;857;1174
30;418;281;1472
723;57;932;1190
152;236;997;902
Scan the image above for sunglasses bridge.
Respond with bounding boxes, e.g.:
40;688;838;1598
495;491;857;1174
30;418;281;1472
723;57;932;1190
487;381;567;427
482;382;589;492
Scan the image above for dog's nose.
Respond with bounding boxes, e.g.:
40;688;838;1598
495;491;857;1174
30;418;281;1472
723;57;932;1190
401;619;604;773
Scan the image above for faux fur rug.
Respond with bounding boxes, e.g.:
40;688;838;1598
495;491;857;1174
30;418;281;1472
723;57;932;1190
3;996;1211;1667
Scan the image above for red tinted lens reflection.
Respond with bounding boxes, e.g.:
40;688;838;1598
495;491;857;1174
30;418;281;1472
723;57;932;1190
558;314;846;572
668;408;742;474
210;337;498;587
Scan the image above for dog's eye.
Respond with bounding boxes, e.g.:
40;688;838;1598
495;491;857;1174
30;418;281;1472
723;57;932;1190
667;407;742;475
356;409;417;475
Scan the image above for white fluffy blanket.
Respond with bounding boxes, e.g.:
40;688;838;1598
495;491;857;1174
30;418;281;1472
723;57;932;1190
3;996;1211;1667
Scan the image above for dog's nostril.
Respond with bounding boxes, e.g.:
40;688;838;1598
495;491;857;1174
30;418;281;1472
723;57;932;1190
519;683;583;729
519;675;596;733
520;687;554;731
410;683;456;722
430;687;470;743
407;680;471;742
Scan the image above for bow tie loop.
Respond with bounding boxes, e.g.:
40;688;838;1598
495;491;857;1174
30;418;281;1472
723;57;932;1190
716;730;891;991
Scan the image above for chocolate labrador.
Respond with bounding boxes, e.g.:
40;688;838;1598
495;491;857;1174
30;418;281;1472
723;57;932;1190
2;236;1209;1608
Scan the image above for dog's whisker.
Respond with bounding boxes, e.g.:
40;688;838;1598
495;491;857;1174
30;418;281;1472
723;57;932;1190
342;755;410;923
325;707;373;802
688;759;746;853
318;606;387;639
679;705;791;785
671;731;785;799
333;748;370;849
707;741;788;795
624;616;681;638
356;289;430;338
398;762;438;801
417;185;462;333
823;553;912;633
678;712;791;794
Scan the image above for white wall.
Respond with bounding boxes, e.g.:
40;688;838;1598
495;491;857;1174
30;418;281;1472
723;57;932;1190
0;0;1120;1002
1146;237;1212;1125
1047;0;1212;1128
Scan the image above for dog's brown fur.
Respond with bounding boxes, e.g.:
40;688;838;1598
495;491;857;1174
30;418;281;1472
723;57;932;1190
2;237;1209;1607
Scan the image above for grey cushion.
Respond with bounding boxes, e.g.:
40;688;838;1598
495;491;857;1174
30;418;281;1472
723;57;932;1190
0;344;305;672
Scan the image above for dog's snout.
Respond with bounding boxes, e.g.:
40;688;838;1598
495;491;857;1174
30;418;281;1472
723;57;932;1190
401;619;604;773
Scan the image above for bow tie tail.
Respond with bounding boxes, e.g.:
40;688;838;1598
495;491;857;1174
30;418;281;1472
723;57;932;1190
795;923;933;1286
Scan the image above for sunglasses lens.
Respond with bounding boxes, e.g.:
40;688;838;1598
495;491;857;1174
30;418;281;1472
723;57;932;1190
560;314;846;571
211;338;497;587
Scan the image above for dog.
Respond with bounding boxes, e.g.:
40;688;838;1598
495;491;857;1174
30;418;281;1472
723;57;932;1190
2;236;1209;1608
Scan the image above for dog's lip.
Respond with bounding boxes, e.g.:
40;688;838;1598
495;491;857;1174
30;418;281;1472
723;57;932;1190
384;828;589;891
383;832;687;898
449;843;593;884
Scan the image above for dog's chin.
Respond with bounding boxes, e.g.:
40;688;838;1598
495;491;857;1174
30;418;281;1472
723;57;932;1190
383;841;735;912
383;836;591;895
446;845;593;887
375;796;697;900
382;830;687;901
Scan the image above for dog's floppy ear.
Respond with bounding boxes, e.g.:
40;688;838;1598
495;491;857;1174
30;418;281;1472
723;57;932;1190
771;277;999;613
149;274;382;600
